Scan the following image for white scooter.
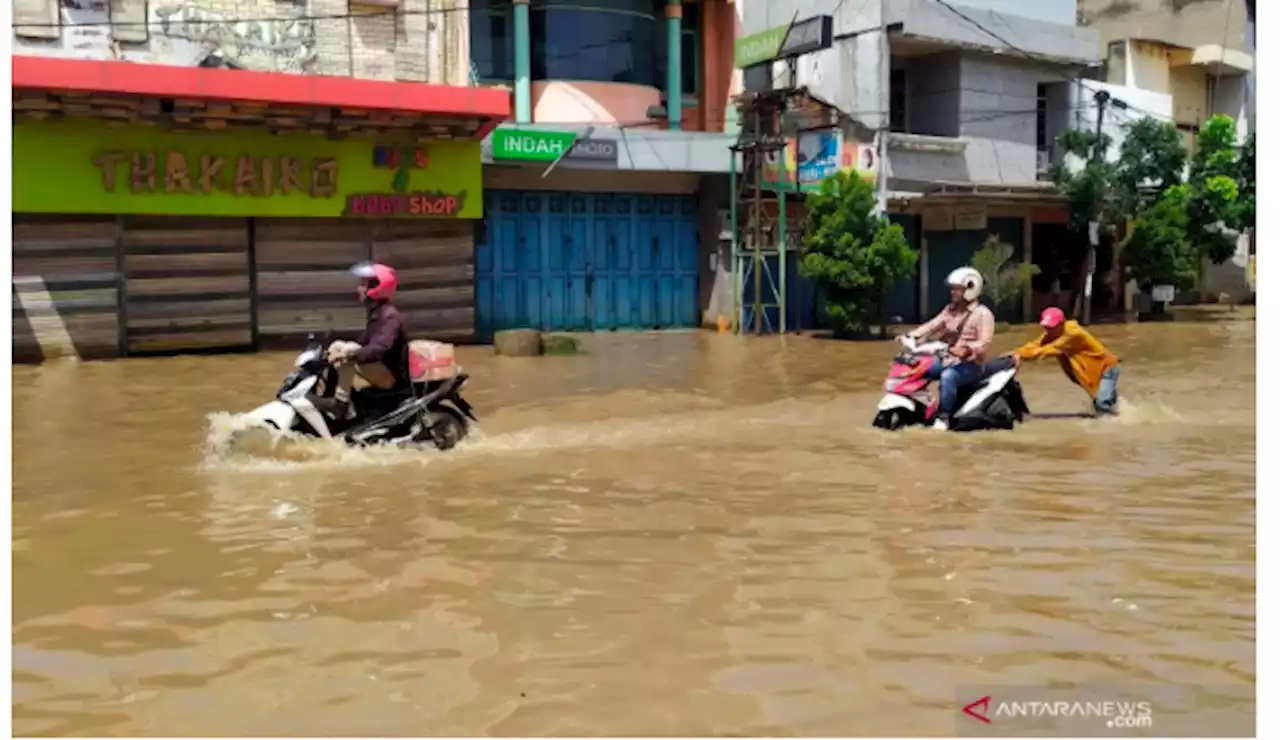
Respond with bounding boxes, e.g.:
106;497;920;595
242;334;477;450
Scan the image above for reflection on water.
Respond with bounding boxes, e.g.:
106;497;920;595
13;320;1256;736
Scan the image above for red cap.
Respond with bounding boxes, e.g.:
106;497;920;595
1039;307;1066;329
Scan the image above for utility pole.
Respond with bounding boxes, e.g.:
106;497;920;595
1080;88;1109;325
1079;87;1126;324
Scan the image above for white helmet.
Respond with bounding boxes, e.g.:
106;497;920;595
946;267;984;302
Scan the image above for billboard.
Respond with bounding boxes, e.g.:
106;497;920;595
761;128;878;193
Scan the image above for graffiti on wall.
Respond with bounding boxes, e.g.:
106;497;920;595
153;4;318;72
13;0;318;72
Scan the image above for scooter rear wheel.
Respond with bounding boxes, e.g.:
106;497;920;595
419;407;467;451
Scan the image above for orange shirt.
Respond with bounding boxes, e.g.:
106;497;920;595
1014;320;1119;398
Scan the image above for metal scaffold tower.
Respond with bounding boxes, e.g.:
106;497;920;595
730;89;790;335
729;87;843;335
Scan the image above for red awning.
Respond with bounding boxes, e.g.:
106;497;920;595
12;56;510;139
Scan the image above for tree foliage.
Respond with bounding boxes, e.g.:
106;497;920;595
800;171;917;334
1049;112;1256;293
1050;116;1190;234
1237;132;1255;231
972;234;1040;312
1049;129;1118;234
1121;185;1200;291
1187;114;1246;264
1113;116;1187;217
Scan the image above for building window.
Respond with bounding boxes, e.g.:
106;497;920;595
530;0;661;87
889;69;907;133
1105;40;1127;86
656;1;701;99
471;0;515;82
471;0;700;91
1036;83;1048;152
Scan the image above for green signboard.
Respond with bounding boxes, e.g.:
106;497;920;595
12;120;484;218
734;26;788;69
734;16;835;69
492;129;579;162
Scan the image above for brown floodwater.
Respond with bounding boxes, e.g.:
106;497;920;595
12;317;1256;737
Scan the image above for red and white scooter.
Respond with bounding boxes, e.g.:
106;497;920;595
872;335;1029;432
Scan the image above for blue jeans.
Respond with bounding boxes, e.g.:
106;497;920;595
1095;364;1121;415
924;360;985;417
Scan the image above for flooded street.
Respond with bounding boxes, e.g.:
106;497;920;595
13;319;1256;736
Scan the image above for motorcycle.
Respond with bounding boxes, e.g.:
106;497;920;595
240;334;478;450
872;334;1030;432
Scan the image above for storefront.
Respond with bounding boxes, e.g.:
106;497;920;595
12;56;505;364
13;120;484;362
476;124;735;339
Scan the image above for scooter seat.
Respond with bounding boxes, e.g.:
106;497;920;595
979;355;1017;379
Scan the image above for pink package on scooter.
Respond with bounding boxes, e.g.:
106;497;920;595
409;340;457;382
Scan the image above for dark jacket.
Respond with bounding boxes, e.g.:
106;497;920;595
355;302;410;387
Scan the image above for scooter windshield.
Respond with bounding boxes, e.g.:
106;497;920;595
295;348;321;367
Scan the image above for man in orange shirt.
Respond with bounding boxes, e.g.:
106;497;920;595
1007;307;1122;415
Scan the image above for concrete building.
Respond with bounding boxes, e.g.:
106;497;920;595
12;0;507;363
1078;0;1255;302
1080;0;1253;145
467;0;742;338
738;0;1100;321
12;0;748;361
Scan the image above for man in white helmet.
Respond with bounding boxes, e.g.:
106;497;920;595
902;266;996;430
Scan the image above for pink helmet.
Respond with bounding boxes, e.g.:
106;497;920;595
1039;306;1066;329
351;262;398;302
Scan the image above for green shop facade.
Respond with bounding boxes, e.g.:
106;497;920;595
12;120;487;363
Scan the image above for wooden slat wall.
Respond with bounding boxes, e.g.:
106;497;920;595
254;218;372;345
372;220;476;341
121;216;253;354
12;215;121;361
249;217;371;343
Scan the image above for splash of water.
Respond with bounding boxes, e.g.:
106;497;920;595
201;411;444;473
1109;397;1187;425
200;396;858;474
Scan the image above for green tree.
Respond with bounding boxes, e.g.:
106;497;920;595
1121;185;1200;291
1113;116;1186;216
1236;132;1255;232
1052;117;1189;232
1049;129;1119;234
800;171;917;336
972;234;1040;315
1187;114;1245;264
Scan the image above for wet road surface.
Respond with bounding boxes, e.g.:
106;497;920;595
12;318;1256;736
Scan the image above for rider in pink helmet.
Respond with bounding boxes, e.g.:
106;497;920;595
319;262;410;419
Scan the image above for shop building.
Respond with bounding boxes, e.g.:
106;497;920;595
740;0;1101;324
12;56;507;363
469;0;742;337
476;125;735;339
